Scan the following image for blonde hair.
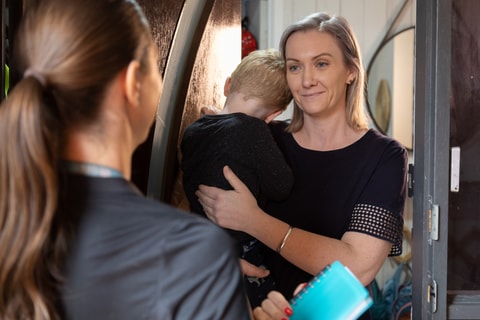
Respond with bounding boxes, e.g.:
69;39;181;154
279;12;370;132
229;48;292;111
0;0;152;318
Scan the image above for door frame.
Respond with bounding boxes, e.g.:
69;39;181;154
412;0;451;318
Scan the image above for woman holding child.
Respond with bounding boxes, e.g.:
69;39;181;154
197;12;408;320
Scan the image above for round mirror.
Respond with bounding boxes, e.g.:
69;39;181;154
366;27;415;150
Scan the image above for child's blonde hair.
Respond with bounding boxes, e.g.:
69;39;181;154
229;49;292;111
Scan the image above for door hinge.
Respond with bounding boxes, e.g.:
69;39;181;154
407;163;414;197
428;204;439;242
427;279;438;313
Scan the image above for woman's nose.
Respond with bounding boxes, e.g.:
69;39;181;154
302;67;317;87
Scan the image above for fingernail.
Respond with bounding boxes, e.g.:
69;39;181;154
285;307;293;316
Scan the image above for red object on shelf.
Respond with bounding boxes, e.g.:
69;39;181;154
242;27;257;59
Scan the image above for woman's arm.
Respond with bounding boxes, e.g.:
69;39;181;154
197;165;391;285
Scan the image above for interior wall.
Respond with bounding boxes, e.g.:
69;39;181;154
247;0;416;66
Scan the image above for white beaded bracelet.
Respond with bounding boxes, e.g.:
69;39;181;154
277;226;293;254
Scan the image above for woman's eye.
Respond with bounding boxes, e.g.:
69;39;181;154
288;65;299;72
316;61;328;68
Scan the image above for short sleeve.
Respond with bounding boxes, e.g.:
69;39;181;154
348;203;403;255
348;139;408;256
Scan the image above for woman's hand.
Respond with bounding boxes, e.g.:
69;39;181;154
253;291;293;320
251;283;308;320
196;165;261;232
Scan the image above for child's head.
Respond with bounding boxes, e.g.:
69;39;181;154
228;49;292;113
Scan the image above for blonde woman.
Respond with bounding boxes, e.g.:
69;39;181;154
197;12;408;320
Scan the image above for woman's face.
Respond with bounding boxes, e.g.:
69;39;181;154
284;29;354;119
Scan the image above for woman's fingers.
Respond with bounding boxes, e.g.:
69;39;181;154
253;291;293;320
223;165;249;193
293;282;307;296
196;185;217;208
196;166;256;230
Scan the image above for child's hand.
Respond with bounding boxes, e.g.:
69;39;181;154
200;105;219;115
240;259;270;278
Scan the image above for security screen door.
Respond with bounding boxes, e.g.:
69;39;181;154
413;0;480;318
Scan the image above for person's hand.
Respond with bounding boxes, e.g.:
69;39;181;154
196;165;261;232
252;283;305;320
292;282;307;296
252;291;293;320
200;105;219;115
240;259;270;278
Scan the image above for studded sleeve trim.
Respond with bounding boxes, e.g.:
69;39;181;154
348;203;404;256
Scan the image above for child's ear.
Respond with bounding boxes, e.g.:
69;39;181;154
223;77;232;97
264;110;283;123
124;60;141;107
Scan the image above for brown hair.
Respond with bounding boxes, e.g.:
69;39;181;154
0;0;152;318
279;12;370;132
229;48;292;111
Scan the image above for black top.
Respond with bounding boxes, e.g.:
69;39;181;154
59;173;249;320
265;121;408;303
181;113;294;243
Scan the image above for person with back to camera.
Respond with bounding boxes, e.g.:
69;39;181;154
181;48;294;308
0;0;294;319
197;12;408;320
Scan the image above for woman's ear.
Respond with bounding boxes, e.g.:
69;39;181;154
124;60;141;107
346;63;358;85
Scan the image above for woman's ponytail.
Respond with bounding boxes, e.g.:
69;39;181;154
0;76;63;320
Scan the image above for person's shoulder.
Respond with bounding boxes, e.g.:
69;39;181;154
183;115;210;132
231;113;264;124
188;113;255;128
181;115;217;146
268;119;289;134
268;119;289;129
131;195;196;222
142;200;237;260
240;114;271;129
366;129;405;149
215;113;271;134
134;197;231;242
364;129;407;159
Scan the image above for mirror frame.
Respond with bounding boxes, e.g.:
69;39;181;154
366;26;415;150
